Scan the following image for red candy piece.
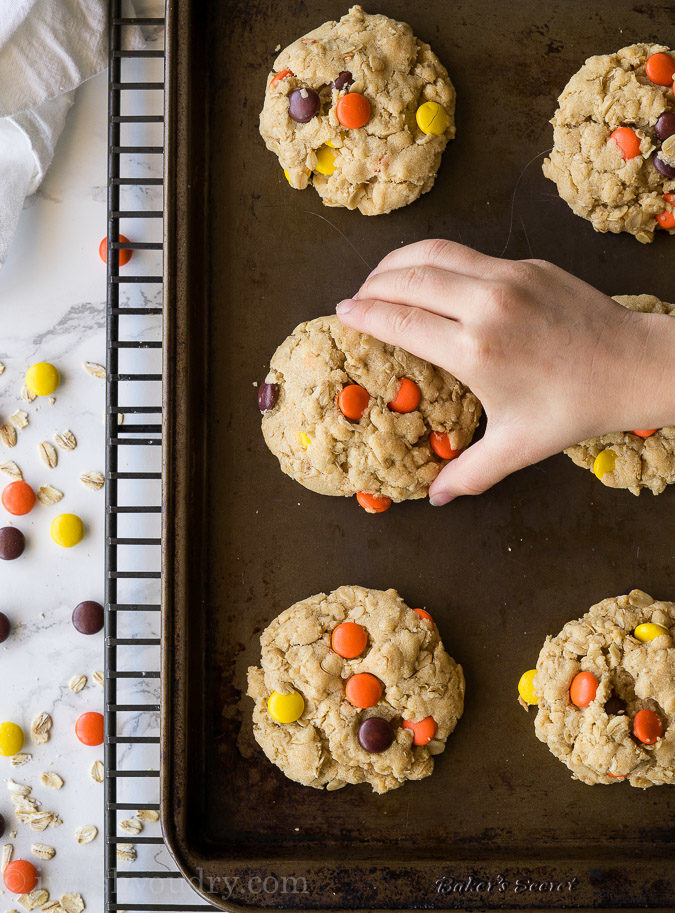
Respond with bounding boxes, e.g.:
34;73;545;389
414;608;434;625
99;235;132;266
633;708;663;744
645;52;675;86
569;671;598;707
1;481;36;516
270;68;293;87
4;860;38;894
609;127;641;159
429;432;461;460
75;711;104;746
402;715;437;746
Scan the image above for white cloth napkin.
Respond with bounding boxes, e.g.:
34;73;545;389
0;0;142;268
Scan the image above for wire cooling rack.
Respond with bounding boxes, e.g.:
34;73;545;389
105;3;216;910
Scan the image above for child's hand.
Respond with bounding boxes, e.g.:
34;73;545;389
336;240;675;505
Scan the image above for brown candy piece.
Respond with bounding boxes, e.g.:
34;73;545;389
0;527;25;560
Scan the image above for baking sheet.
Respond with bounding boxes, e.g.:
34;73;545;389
161;1;675;909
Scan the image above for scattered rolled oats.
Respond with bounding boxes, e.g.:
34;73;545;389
37;484;64;506
89;760;104;783
0;460;23;480
27;811;53;831
2;842;13;872
0;361;5;374
9;410;28;430
17;888;49;910
116;843;136;862
83;361;106;379
31;712;52;745
92;671;104;689
40;772;63;790
120;818;142;836
74;824;97;845
31;843;55;860
79;471;104;491
10;753;32;767
69;675;87;693
1;424;17;448
60;894;85;913
38;442;58;469
54;430;76;451
21;385;36;403
49;814;63;828
6;778;31;796
136;808;159;823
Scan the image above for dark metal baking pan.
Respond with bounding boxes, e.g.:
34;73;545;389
161;1;675;910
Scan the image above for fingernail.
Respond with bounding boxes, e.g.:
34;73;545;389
429;492;454;507
336;299;355;314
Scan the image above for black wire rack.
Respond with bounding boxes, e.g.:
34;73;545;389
105;4;216;911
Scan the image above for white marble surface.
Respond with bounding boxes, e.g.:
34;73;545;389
0;6;190;910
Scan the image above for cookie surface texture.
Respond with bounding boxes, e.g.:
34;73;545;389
534;589;674;787
542;44;675;242
564;295;675;495
260;315;481;502
259;5;456;215
247;586;465;793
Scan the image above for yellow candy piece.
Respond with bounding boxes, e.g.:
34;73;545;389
51;513;84;548
325;139;336;148
314;145;336;176
634;622;669;642
0;721;25;756
518;669;539;705
299;432;311;450
25;362;60;396
593;448;616;480
415;101;450;136
268;690;304;724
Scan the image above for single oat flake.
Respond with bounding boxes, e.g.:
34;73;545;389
120;818;142;836
74;824;98;845
80;470;104;491
2;842;13;872
1;423;17;448
54;430;77;451
10;753;32;767
17;887;49;910
0;361;5;374
83;361;106;379
31;842;56;860
31;712;52;744
21;385;36;403
60;894;85;913
116;843;136;862
69;674;87;693
0;460;23;480
6;778;31;796
136;808;159;823
38;442;58;469
92;670;104;689
28;811;54;831
40;772;64;790
9;410;28;430
37;484;64;506
41;903;64;912
90;760;104;783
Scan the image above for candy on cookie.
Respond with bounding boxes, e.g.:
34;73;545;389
247;585;465;793
259;5;456;215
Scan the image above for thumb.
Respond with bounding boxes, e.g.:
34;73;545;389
428;431;523;506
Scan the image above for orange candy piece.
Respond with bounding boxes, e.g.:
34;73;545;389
356;492;391;513
388;377;420;413
75;711;104;746
609;127;641;160
99;235;132;266
645;52;675;86
414;608;434;625
4;860;38;894
656;211;675;229
607;771;627;780
402;715;437;746
345;672;382;708
569;671;598;707
338;384;370;420
270;68;293;87
335;92;371;129
633;708;663;744
429;432;461;460
1;481;36;516
331;621;367;659
632;429;658;438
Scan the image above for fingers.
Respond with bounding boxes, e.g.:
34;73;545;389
368;238;503;281
356;267;483;320
428;430;524;505
336;297;463;369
